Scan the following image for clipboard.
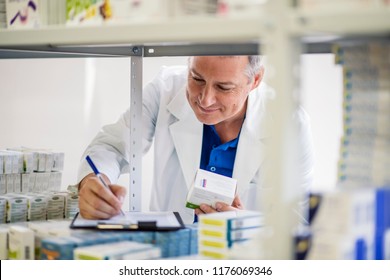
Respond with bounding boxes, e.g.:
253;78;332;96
70;211;185;231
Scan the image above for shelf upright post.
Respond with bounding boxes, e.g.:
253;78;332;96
260;0;304;259
129;46;143;212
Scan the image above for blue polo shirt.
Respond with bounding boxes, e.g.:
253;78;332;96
194;124;240;223
200;124;240;178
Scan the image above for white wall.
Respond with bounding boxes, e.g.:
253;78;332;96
0;54;342;211
300;54;343;192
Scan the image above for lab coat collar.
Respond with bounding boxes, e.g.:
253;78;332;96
167;85;202;190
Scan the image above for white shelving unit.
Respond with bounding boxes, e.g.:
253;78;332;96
262;4;389;260
0;17;266;46
0;2;389;259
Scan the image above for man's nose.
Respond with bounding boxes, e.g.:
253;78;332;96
199;85;216;107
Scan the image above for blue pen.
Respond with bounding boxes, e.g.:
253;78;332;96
86;155;125;216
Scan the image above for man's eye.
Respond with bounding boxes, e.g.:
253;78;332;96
218;86;233;91
192;76;204;82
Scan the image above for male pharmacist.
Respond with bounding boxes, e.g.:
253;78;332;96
77;56;314;224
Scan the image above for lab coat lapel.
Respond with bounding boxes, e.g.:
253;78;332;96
233;87;272;197
167;87;202;190
233;127;266;196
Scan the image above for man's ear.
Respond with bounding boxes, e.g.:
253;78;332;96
251;66;265;90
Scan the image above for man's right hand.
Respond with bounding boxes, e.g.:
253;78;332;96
78;173;127;219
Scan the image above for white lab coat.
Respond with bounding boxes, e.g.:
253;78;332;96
78;65;314;224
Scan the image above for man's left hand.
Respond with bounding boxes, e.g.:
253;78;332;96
194;196;244;215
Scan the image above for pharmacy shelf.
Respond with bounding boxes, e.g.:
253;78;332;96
0;8;388;58
0;17;267;58
289;7;390;37
0;9;385;78
0;42;261;59
0;16;265;51
281;7;390;54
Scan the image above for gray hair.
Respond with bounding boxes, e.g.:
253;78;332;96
245;55;262;81
188;55;262;80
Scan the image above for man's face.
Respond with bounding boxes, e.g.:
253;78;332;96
186;56;257;126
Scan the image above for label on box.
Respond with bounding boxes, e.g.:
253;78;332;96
186;169;237;209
